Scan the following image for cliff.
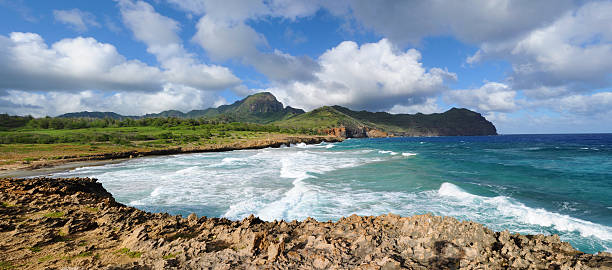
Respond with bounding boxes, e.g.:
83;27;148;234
55;92;497;138
276;105;497;138
1;177;609;269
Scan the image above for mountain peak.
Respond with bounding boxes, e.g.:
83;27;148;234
234;92;284;114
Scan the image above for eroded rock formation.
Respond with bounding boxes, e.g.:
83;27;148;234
0;177;610;269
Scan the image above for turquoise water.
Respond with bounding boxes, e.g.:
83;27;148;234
51;134;612;253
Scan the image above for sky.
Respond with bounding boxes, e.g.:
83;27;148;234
0;0;611;134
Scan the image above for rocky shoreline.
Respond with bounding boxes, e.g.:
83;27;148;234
0;135;342;178
1;177;610;269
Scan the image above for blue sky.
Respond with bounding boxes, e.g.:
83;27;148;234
0;0;611;134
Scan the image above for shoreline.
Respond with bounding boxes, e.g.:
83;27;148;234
0;135;343;178
0;177;610;269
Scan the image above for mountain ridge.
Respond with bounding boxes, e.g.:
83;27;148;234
57;92;497;137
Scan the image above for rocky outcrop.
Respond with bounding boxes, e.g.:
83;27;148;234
1;177;610;269
321;126;389;138
321;127;347;138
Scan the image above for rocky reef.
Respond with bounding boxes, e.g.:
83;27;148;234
1;177;610;269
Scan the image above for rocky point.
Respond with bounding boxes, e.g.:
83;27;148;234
0;177;610;269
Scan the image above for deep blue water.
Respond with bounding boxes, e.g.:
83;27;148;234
52;134;612;253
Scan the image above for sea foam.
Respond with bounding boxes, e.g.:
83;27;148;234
438;183;612;241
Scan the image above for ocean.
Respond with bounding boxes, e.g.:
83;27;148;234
50;134;612;254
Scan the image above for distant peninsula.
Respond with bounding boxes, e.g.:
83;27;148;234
58;92;497;138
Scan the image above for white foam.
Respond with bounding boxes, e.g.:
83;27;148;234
379;150;398;155
438;182;478;200
279;156;312;181
221;157;243;164
438;183;612;241
402;152;417;157
294;142;308;148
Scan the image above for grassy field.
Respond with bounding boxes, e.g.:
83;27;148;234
0;121;319;170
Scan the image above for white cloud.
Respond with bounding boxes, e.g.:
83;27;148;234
468;1;612;95
117;0;241;90
0;32;163;92
193;15;319;83
53;8;100;32
548;92;612;116
445;82;518;113
0;31;239;93
118;0;181;59
0;84;224;117
193;15;265;61
266;39;456;111
0;1;243;117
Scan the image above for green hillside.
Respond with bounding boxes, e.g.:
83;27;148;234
58;92;304;124
329;106;497;136
58;111;128;119
53;92;497;137
275;106;368;130
274;105;497;137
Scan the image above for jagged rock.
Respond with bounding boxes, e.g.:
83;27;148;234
0;177;610;269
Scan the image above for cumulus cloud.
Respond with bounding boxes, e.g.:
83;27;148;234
117;0;241;90
0;0;245;116
445;82;518;113
0;31;239;93
193;14;320;83
53;9;101;32
193;15;265;61
0;32;163;92
266;39;456;111
468;1;612;94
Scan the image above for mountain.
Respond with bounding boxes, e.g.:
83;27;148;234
59;92;304;124
56;92;497;137
57;111;128;119
274;105;497;137
199;92;304;123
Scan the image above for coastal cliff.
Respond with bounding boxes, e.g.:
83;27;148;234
277;105;497;138
1;177;610;269
56;92;498;138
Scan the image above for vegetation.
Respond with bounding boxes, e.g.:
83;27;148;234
0;92;495;170
275;105;497;136
27;247;41;253
57;92;304;124
0;94;330;170
0;116;320;145
163;253;178;260
44;212;65;218
76;251;93;257
0;114;33;131
0;261;14;270
1;202;14;208
115;248;142;258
